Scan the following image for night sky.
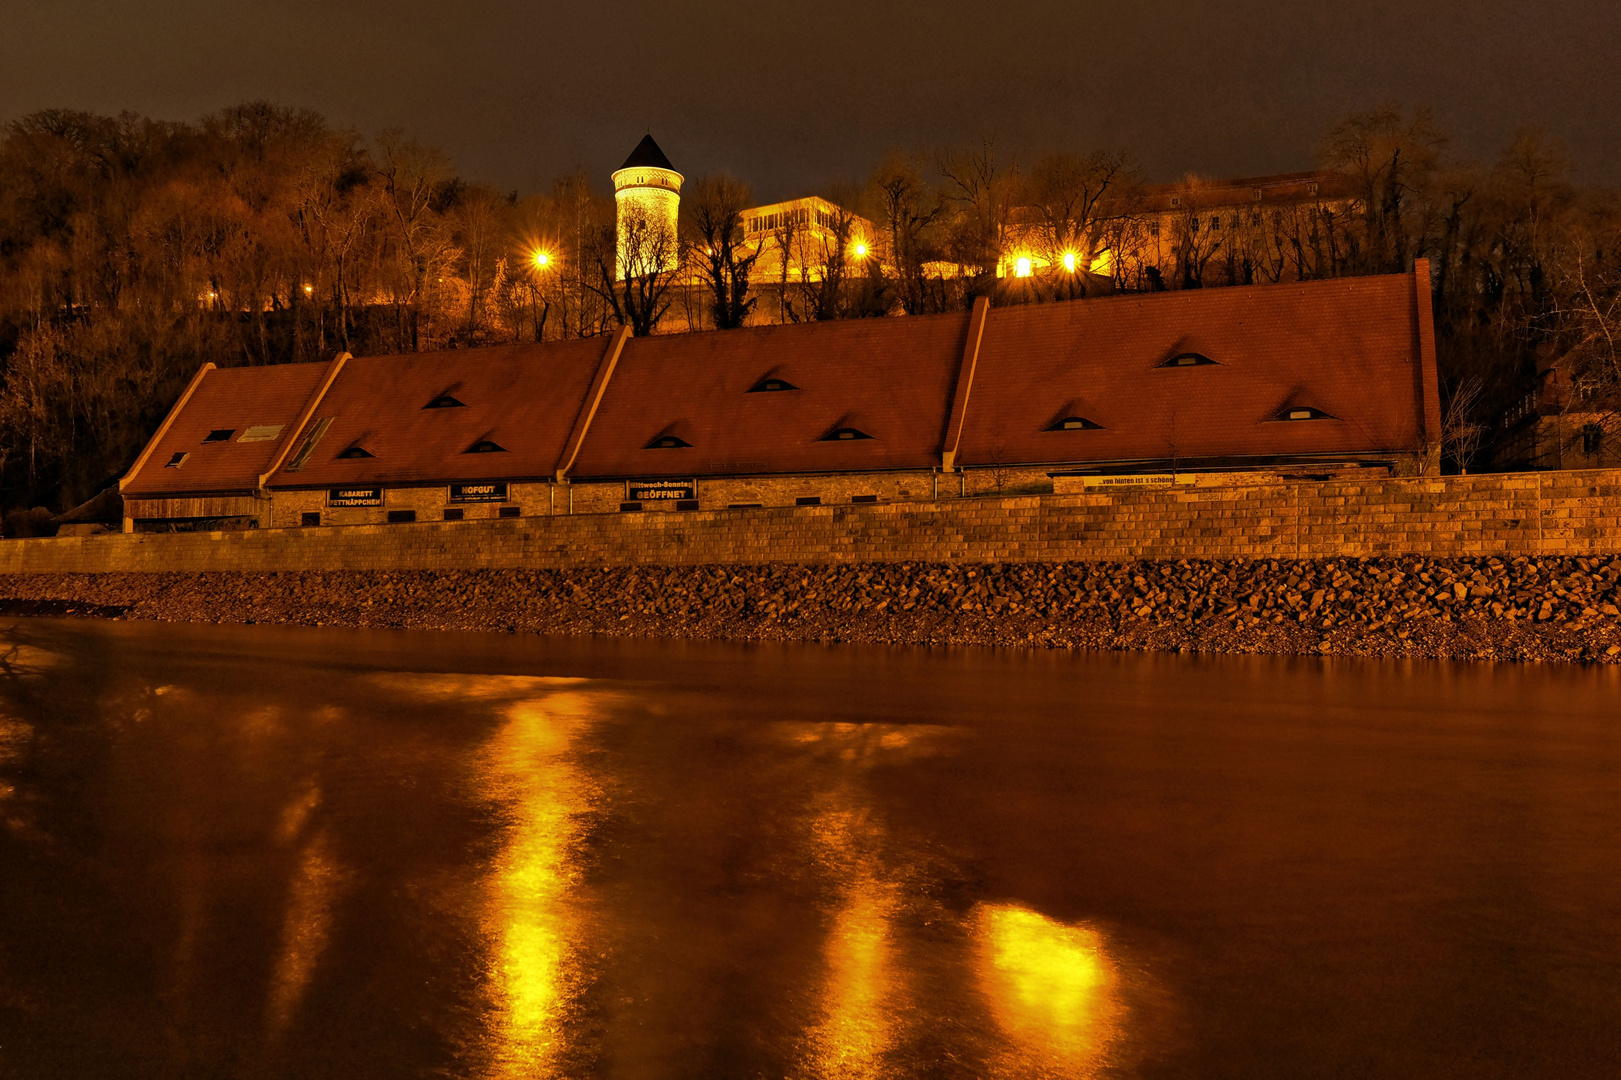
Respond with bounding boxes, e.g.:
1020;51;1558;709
8;0;1619;197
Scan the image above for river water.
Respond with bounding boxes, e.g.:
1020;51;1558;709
1;618;1618;1079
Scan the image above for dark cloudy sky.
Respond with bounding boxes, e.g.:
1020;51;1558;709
7;0;1619;198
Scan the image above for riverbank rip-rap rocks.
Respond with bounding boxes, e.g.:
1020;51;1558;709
4;555;1621;663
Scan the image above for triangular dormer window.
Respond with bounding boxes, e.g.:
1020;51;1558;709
336;445;375;459
748;377;799;393
1275;406;1335;421
425;395;465;409
1047;416;1102;431
646;435;692;449
1159;352;1217;367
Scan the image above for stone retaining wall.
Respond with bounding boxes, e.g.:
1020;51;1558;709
4;470;1618;575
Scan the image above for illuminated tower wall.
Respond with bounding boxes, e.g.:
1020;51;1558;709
612;135;683;280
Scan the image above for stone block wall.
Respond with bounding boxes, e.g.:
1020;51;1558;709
4;469;1618;576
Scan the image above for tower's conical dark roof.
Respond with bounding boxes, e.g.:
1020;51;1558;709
620;134;676;172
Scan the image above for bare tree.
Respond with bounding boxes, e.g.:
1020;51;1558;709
589;202;678;336
685;173;760;329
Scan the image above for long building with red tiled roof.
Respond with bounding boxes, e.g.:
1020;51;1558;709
116;265;1439;531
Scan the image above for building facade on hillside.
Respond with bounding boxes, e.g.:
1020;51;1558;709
117;266;1441;532
996;171;1352;291
741;196;879;284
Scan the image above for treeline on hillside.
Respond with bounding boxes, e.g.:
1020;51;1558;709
2;101;1620;521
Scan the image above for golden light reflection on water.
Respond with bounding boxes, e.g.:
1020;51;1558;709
475;689;601;1079
974;904;1122;1077
266;827;345;1037
791;722;945;1080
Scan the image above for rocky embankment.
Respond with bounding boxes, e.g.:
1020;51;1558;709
4;555;1621;663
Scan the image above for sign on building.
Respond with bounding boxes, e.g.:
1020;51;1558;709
1079;474;1197;489
328;486;383;506
449;482;509;503
627;479;697;501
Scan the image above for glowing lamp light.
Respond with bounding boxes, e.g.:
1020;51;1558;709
532;251;551;269
1061;252;1078;273
853;242;868;259
303;283;314;296
1014;256;1033;278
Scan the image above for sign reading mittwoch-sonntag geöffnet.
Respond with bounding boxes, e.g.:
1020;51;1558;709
327;486;383;507
627;479;696;501
449;482;509;503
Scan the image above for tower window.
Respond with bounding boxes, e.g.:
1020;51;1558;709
645;435;692;449
204;429;235;443
820;427;872;441
1159;352;1218;367
425;395;466;409
1047;416;1102;431
1276;406;1335;421
466;440;507;454
336;445;375;458
748;377;799;393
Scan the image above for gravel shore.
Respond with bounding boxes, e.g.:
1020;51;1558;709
4;555;1621;663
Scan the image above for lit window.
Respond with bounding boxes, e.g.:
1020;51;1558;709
466;440;507;453
166;452;188;468
425;395;466;409
1276;406;1334;421
1159;352;1218;368
645;435;692;449
204;429;235;443
1014;256;1033;278
820;427;872;441
748;377;799;393
1047;416;1102;431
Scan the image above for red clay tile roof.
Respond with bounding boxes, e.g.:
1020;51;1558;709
267;339;608;488
957;274;1425;469
566;315;971;480
122;362;332;497
129;270;1433;495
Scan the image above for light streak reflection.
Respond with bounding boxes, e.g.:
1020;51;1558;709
474;688;601;1079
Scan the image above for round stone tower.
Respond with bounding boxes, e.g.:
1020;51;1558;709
611;134;683;280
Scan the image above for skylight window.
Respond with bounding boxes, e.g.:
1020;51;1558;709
1276;406;1335;421
237;425;283;442
748;377;799;393
1160;352;1217;367
166;452;188;468
820;427;872;441
336;445;375;459
466;439;507;453
1047;416;1102;431
425;395;466;409
645;435;692;449
204;429;235;443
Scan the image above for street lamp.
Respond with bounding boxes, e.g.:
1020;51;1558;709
1061;252;1078;274
532;250;551;270
853;242;868;259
